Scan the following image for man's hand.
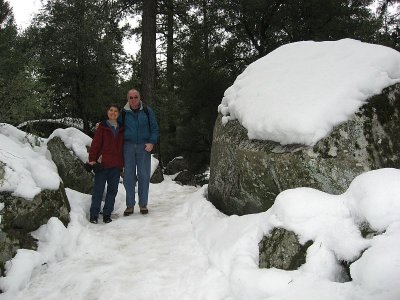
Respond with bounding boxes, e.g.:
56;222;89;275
145;143;154;152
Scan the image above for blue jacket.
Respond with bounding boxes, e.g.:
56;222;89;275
119;102;159;144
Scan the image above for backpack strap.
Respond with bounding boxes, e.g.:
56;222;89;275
121;110;126;127
143;104;150;129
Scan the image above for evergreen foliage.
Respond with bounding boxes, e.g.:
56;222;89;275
29;0;128;133
375;0;400;50
0;0;51;125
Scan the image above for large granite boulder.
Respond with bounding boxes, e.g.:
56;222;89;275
17;120;77;138
0;183;70;275
209;83;400;215
47;136;93;194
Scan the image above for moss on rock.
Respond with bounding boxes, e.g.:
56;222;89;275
0;183;70;275
259;228;313;270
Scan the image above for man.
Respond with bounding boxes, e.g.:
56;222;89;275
121;89;159;215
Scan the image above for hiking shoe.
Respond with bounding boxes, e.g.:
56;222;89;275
89;216;98;224
103;215;112;223
139;205;148;215
123;207;134;216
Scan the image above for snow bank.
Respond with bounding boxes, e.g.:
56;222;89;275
185;168;400;299
0;124;60;199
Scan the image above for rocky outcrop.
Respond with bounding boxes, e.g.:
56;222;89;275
209;83;400;215
259;228;312;270
0;231;19;275
258;227;351;282
173;170;209;187
47;137;93;194
0;183;70;275
174;170;195;186
150;164;164;183
164;157;189;175
17;121;72;138
0;162;4;180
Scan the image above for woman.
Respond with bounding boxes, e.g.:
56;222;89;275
88;104;124;224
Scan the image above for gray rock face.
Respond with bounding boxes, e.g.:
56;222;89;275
47;136;94;194
174;170;195;186
150;164;164;183
164;157;189;175
0;230;19;275
209;83;400;215
259;228;312;270
17;121;76;138
0;161;4;180
173;170;209;186
0;183;70;275
259;227;349;282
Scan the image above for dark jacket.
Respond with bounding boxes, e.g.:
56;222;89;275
120;102;159;145
89;121;124;169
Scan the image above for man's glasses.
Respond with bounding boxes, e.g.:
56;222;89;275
129;96;139;99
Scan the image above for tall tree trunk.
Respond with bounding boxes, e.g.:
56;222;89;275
141;0;160;159
141;0;157;107
166;0;174;92
76;0;90;133
202;0;209;62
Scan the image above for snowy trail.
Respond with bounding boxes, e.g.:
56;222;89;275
3;171;400;300
7;178;231;300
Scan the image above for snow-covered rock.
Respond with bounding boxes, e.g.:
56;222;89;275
47;136;94;194
210;38;400;215
209;83;400;215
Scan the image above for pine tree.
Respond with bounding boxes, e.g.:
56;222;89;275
31;0;127;132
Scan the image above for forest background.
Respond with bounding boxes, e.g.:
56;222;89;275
1;0;399;173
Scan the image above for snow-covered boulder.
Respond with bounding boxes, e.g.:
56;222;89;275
148;153;164;183
150;164;164;183
209;39;400;215
0;184;70;275
0;125;71;275
164;156;188;175
259;168;400;289
17;117;85;138
174;170;195;186
209;83;400;215
47;129;93;194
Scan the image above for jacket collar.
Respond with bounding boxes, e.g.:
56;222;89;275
100;120;121;130
124;101;143;111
